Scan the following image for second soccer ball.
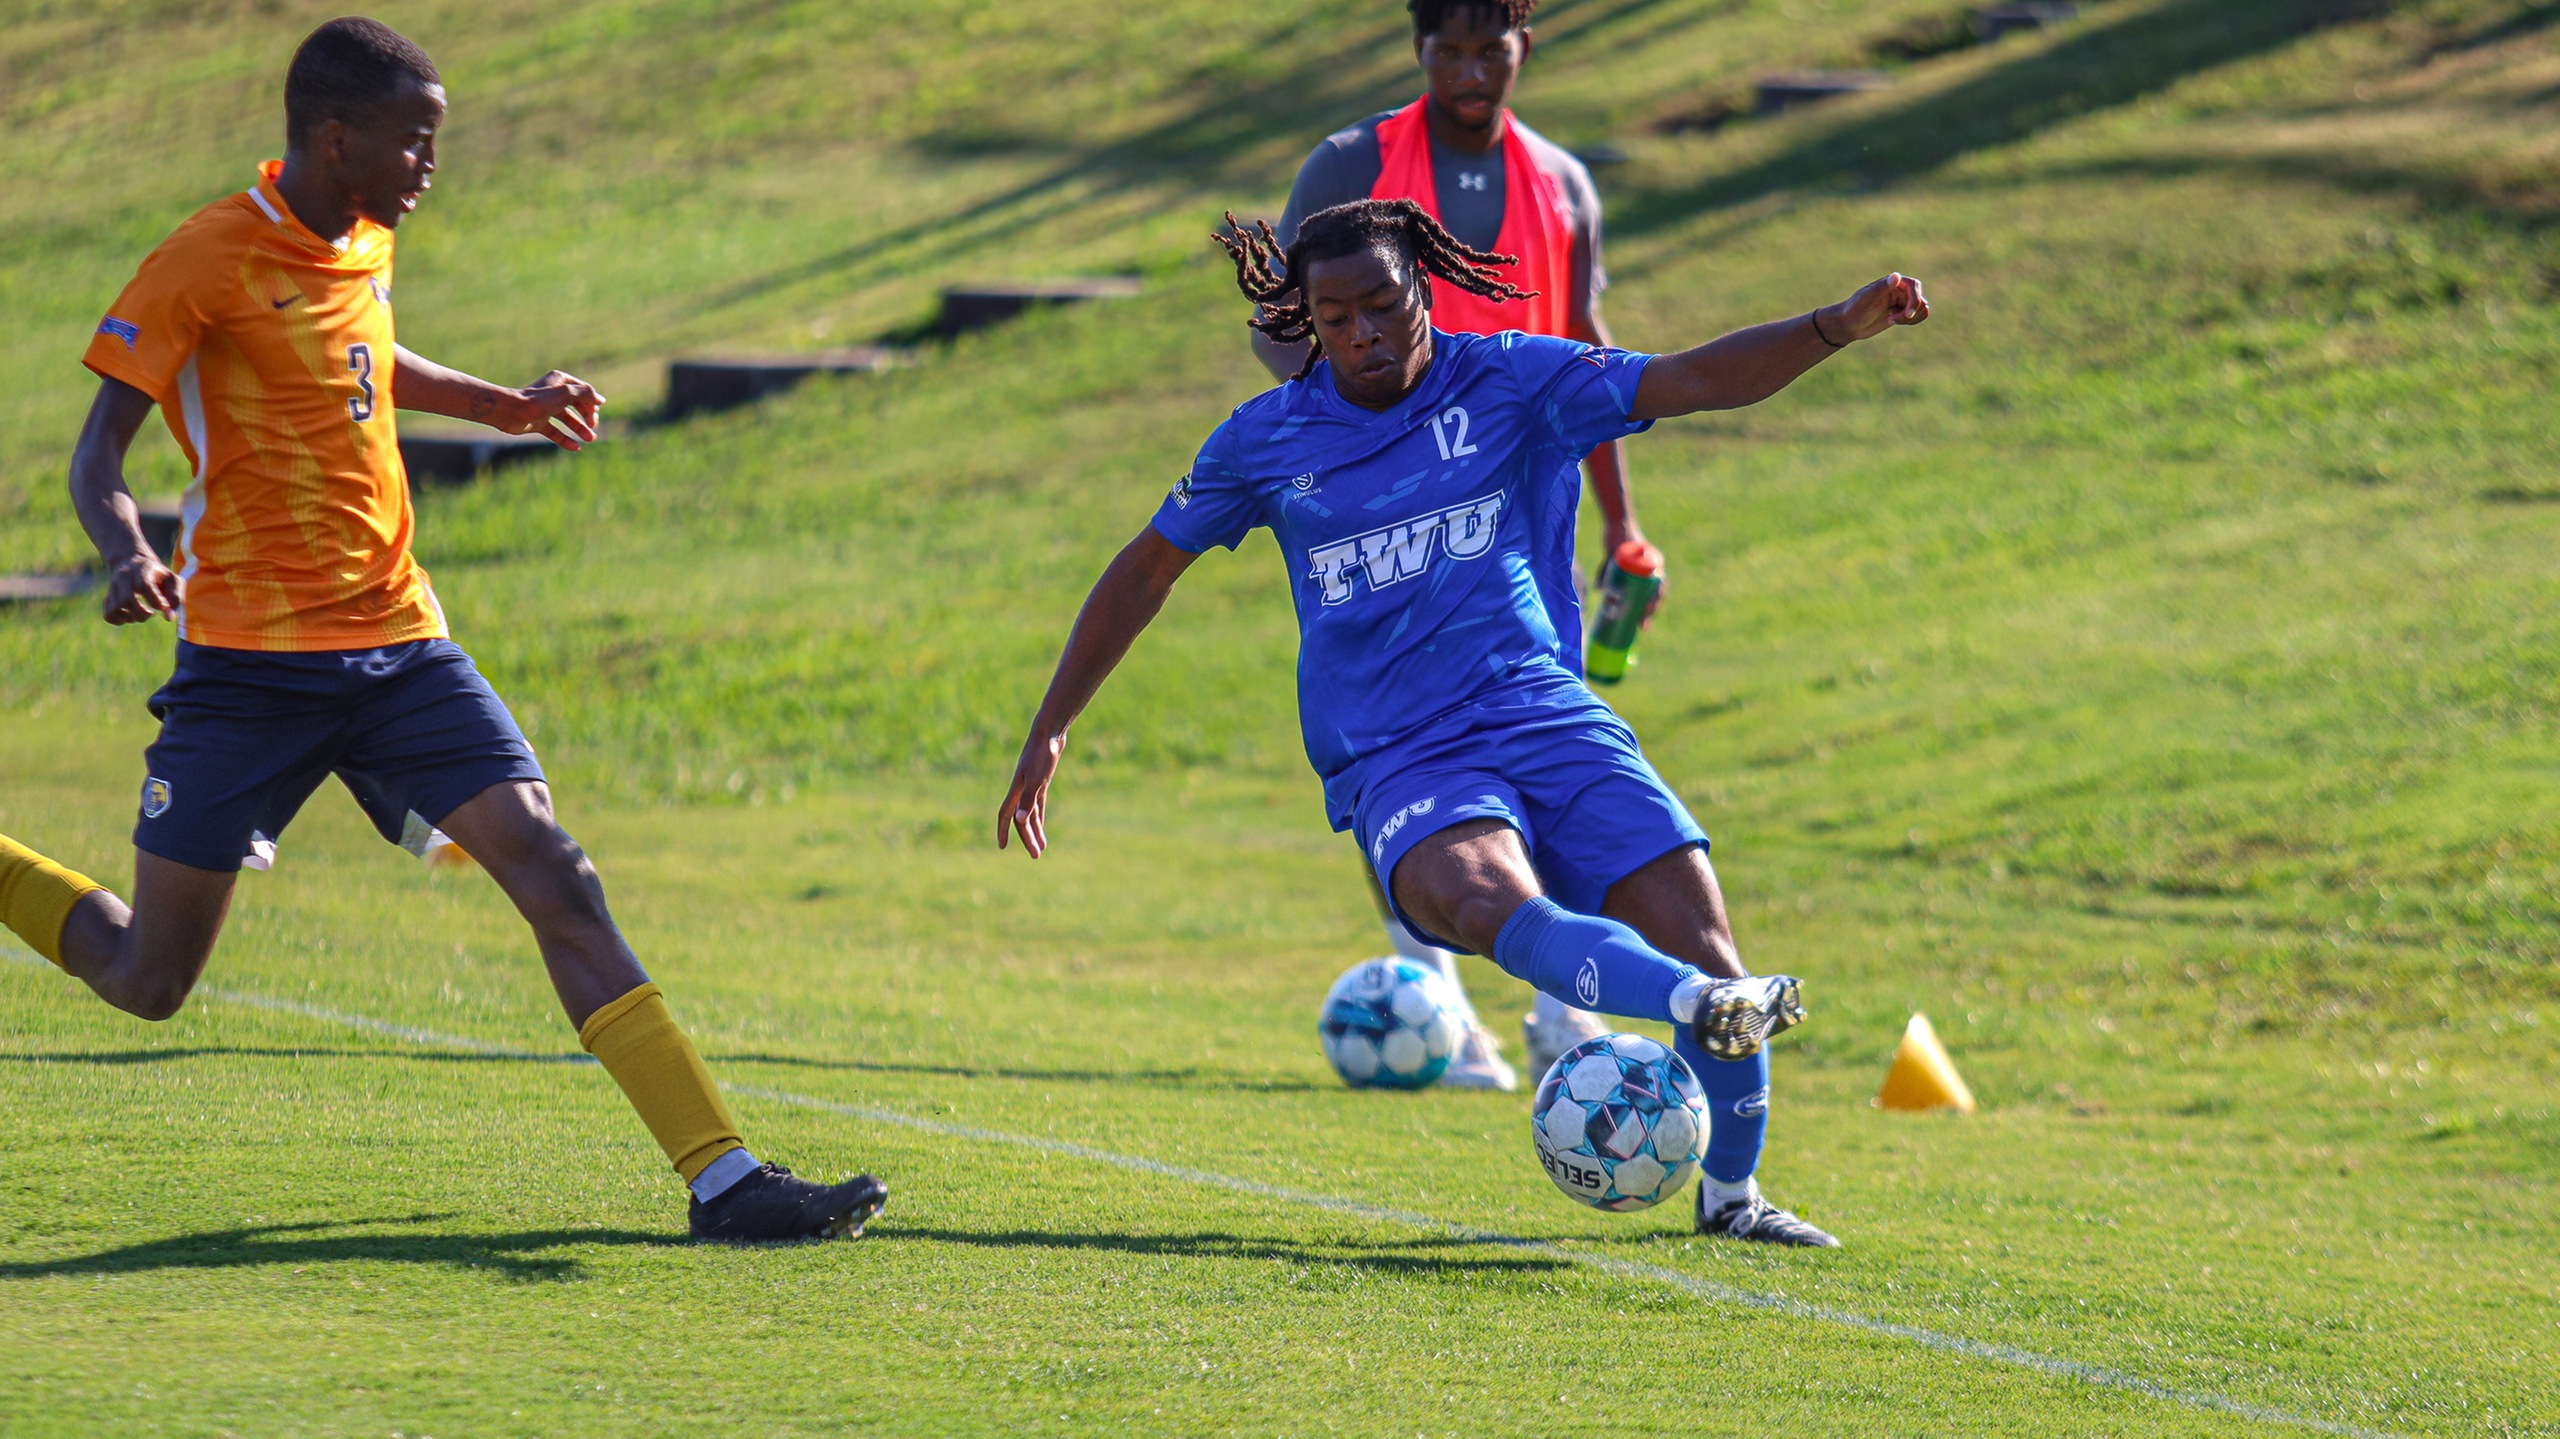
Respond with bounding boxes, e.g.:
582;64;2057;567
1318;957;1465;1089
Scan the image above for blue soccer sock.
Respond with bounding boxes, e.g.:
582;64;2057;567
1492;897;1702;1025
1676;1030;1771;1187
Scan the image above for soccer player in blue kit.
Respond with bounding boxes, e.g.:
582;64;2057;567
997;200;1928;1245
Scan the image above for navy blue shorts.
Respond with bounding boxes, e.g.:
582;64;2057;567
135;639;544;873
1351;675;1708;954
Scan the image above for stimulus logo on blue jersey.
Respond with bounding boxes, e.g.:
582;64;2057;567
1306;491;1505;606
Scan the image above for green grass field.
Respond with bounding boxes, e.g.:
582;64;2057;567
3;0;2557;1433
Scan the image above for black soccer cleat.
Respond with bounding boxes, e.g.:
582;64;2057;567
1688;974;1805;1062
1697;1187;1839;1248
689;1163;887;1243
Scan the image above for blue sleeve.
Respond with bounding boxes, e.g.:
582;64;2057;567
1509;333;1656;456
1148;421;1263;554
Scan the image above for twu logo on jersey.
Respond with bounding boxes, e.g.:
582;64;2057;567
1305;491;1505;606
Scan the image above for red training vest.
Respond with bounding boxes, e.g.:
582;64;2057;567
1368;96;1574;338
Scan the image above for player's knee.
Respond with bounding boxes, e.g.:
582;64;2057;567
529;828;611;921
120;975;195;1022
1442;889;1523;956
130;995;186;1023
105;924;215;1022
538;826;589;873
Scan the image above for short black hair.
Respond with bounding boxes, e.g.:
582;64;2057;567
284;17;440;145
1409;0;1537;40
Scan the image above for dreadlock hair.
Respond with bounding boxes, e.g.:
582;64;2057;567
285;17;441;146
1409;0;1538;40
1213;200;1536;381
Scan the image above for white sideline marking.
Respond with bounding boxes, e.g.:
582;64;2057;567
1;949;2399;1438
199;982;597;1062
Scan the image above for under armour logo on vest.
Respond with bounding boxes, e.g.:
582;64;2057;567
1457;171;1488;191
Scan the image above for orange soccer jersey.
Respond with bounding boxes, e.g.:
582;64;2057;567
84;160;443;652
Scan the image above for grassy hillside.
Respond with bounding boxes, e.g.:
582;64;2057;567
2;0;2557;1433
0;0;1977;568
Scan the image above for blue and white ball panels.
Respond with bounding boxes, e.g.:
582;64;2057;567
1532;1033;1708;1211
1318;957;1464;1089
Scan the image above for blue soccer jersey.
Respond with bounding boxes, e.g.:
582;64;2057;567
1150;328;1654;825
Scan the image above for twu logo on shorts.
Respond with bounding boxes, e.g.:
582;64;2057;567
1306;492;1504;606
1574;958;1602;1008
140;776;173;819
1371;796;1437;865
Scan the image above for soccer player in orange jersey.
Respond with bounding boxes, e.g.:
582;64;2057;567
0;17;882;1243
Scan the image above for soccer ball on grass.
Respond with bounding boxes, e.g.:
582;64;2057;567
1318;957;1464;1089
1531;1033;1707;1210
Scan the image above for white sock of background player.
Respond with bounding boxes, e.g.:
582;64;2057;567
1527;989;1580;1027
1380;908;1485;1029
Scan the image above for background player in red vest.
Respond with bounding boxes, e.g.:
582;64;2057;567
1253;0;1637;1089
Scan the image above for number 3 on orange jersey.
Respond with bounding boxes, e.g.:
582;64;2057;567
347;342;376;422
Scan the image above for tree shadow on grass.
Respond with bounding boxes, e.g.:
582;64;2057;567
0;1044;1335;1092
709;1051;1331;1094
1609;0;2399;244
2015;145;2560;235
2431;0;2560;53
695;0;1686;317
877;1224;1573;1281
0;1045;582;1067
0;1215;678;1283
694;10;1406;316
1534;0;1718;64
704;0;2425;321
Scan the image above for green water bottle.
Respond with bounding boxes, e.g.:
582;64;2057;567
1585;540;1663;686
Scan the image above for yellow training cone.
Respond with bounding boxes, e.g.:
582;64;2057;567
1875;1012;1977;1113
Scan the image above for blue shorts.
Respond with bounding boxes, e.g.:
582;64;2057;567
135;639;544;873
1349;675;1708;953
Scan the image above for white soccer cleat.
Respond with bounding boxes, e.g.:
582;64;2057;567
1434;1020;1519;1091
1523;1002;1609;1082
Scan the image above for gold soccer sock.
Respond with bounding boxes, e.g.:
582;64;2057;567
578;982;746;1183
0;835;106;970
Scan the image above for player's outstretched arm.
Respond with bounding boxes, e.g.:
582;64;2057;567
391;346;606;451
997;526;1201;858
1565;299;1659;615
68;377;178;626
1630;274;1929;422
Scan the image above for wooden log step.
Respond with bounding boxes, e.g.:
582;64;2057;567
936;279;1143;339
0;572;98;603
138;499;182;565
1754;71;1894;115
1976;2;2077;39
400;431;565;487
664;348;898;420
